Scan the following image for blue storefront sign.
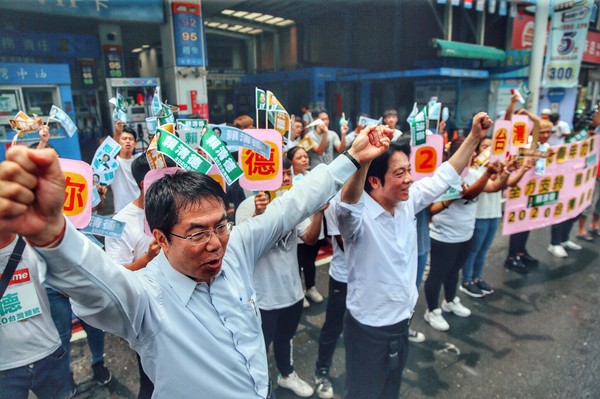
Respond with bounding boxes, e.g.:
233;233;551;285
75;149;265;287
172;2;207;67
0;30;99;59
0;0;163;23
0;62;71;85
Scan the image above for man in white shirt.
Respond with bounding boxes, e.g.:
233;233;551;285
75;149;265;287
336;113;492;399
548;112;571;146
0;125;391;399
307;111;348;168
382;108;403;141
112;126;141;213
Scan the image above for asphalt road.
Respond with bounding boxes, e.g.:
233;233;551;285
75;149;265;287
65;224;600;399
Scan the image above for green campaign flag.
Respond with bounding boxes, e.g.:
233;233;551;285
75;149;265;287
201;127;243;186
156;128;211;173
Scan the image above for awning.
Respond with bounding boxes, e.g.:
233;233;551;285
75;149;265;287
432;39;506;61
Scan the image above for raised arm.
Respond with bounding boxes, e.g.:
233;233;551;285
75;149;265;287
312;122;329;156
447;112;493;175
0;146;147;340
335;123;349;153
504;92;520;121
341;125;394;205
300;207;325;245
462;162;497;200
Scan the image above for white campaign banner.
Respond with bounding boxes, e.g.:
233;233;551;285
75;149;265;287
542;0;593;88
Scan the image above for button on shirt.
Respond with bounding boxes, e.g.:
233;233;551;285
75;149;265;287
38;155;355;398
336;162;461;327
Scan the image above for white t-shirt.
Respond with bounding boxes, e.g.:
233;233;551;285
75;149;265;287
1;237;61;371
548;120;571;146
430;168;479;243
325;199;348;283
307;130;341;167
105;203;153;266
236;196;307;310
112;154;141;214
473;166;502;219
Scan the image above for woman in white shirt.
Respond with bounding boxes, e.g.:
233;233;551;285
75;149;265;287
423;137;497;332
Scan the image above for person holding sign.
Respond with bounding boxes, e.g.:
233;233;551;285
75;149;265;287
0;125;391;398
112;126;142;213
286;146;323;307
503;105;543;272
335;113;492;398
236;159;324;398
307;111;348;168
424;138;501;331
0;232;74;399
459;139;529;298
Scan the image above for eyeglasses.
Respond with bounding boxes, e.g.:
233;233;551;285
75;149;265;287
169;222;234;246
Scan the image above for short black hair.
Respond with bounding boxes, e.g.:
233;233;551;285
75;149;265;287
365;138;411;193
121;126;137;141
145;171;228;240
132;155;176;188
549;113;560;123
282;157;292;170
383;108;398;117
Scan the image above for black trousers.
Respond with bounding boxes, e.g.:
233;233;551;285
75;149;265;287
508;231;530;257
260;300;304;376
316;276;347;372
550;215;578;245
344;312;409;399
136;353;154;399
297;242;320;289
425;238;470;311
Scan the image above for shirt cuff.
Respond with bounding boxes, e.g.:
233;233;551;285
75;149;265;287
438;162;463;192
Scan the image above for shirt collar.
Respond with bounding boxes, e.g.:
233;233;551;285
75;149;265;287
155;251;225;305
364;193;387;218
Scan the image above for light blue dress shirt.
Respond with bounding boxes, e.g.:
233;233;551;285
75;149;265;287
336;162;461;327
38;155;355;398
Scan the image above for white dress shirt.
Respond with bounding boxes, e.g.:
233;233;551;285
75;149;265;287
37;155;355;398
336;162;461;327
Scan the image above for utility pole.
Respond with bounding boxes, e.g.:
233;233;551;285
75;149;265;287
528;0;551;113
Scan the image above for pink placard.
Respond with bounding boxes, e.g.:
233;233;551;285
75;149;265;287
59;158;93;229
409;134;444;181
238;129;282;191
490;119;513;164
502;137;600;235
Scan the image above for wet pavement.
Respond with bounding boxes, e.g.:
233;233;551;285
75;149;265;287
66;224;600;399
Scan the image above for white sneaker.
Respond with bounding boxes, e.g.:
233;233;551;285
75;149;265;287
306;286;324;303
548;244;568;258
408;328;426;343
303;297;310;308
278;371;315;397
562;240;582;250
424;308;450;331
441;297;471;317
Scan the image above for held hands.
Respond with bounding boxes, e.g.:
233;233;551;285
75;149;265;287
503;155;519;173
254;191;270;216
340;123;349;136
37;126;50;149
469;113;493;141
0;146;66;244
348;125;393;164
485;160;502;176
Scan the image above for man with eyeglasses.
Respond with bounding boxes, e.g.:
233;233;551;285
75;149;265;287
0;125;392;398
